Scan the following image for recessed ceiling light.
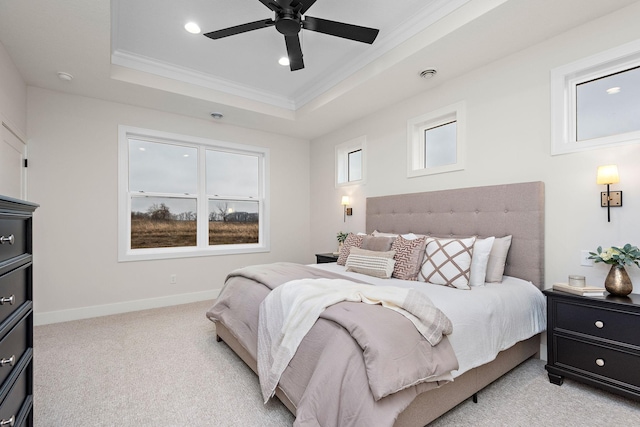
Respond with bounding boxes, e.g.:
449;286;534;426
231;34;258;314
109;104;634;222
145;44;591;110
606;87;621;94
184;22;201;34
210;112;224;119
419;69;437;79
278;57;290;66
57;72;73;81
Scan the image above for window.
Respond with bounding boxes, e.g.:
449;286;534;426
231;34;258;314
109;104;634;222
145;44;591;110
407;102;465;177
551;39;640;155
118;126;269;261
336;136;366;187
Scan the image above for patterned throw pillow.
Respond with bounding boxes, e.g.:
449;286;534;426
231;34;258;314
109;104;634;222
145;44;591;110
419;237;476;289
345;247;396;279
337;233;364;266
391;235;428;281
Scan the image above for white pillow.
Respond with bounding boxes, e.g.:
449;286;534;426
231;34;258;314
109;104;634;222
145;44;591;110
469;236;496;287
485;235;512;283
419;237;476;290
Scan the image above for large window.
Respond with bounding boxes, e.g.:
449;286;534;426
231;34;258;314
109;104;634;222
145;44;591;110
551;39;640;155
118;126;269;261
336;136;366;187
407;102;465;177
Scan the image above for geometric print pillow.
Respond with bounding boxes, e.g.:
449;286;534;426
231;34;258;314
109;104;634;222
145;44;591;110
337;233;364;266
391;235;428;281
419;237;476;290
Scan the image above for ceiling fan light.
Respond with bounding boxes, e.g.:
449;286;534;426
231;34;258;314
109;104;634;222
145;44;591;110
278;57;290;66
184;22;201;34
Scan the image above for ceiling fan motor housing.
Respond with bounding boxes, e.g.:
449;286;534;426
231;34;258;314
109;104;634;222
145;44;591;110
275;11;302;35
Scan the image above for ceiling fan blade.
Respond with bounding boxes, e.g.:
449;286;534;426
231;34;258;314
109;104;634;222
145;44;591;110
204;19;274;40
291;0;317;14
284;35;304;71
302;16;379;44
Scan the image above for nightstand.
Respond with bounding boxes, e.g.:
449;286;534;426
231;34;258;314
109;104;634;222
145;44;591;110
315;253;339;264
543;289;640;401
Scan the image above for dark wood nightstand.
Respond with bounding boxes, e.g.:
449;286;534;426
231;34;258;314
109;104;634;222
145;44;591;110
543;289;640;401
315;253;339;264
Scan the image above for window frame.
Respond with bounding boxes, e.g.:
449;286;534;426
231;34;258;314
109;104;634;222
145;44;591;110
550;39;640;155
335;136;366;187
407;102;465;178
118;125;270;262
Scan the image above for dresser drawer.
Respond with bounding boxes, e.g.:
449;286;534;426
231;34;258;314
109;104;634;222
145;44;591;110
0;219;27;264
555;300;640;347
0;317;28;390
0;362;29;427
556;335;640;389
0;265;29;326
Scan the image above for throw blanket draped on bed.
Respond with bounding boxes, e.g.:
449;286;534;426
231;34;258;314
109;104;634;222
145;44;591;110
258;278;454;402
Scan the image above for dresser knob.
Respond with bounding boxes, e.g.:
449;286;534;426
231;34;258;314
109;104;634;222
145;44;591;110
0;235;14;245
0;415;14;426
595;358;605;367
0;355;15;367
595;320;604;329
0;295;14;306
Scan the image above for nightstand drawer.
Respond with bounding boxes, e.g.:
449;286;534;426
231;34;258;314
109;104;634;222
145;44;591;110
0;265;29;326
555;301;640;347
0;219;27;265
556;335;640;389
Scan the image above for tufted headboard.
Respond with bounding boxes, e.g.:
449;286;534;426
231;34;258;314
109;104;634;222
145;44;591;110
366;182;545;289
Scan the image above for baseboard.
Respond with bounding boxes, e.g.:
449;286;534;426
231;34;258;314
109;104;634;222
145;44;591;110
34;289;221;326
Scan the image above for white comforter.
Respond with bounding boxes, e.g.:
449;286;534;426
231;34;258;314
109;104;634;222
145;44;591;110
311;264;547;377
257;278;453;402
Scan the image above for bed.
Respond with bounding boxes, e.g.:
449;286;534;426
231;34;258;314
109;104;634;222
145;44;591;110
207;181;546;426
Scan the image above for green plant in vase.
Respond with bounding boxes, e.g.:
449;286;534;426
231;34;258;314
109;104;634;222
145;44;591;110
589;244;640;296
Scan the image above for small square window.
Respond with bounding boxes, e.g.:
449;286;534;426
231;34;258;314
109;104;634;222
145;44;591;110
407;102;465;177
336;136;366;187
551;39;640;155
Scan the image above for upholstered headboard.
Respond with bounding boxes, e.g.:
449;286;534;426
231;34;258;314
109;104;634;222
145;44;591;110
366;182;545;288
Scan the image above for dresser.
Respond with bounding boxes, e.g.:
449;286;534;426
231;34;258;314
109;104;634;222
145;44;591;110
544;289;640;401
0;195;37;426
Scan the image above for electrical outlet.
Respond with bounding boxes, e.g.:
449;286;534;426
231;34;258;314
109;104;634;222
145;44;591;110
170;274;177;284
580;250;593;267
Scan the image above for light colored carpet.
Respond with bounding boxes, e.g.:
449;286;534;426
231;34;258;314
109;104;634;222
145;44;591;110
34;301;640;426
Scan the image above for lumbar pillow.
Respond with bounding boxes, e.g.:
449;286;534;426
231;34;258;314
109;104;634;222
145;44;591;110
419;237;476;289
337;233;364;266
391;235;428;281
469;236;496;287
485;235;512;283
345;247;396;279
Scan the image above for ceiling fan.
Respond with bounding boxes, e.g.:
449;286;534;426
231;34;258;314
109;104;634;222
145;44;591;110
203;0;379;71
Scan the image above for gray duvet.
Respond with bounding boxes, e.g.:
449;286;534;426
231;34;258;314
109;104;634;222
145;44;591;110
207;262;459;427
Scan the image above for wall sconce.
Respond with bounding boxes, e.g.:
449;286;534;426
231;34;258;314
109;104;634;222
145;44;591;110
341;196;352;222
597;164;622;222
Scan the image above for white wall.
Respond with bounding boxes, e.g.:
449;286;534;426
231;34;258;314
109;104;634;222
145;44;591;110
310;3;640;293
28;88;311;323
0;40;27;134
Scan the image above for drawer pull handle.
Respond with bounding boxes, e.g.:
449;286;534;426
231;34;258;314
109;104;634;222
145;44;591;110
0;295;14;306
0;235;14;245
0;355;15;367
595;358;605;367
0;415;14;426
595;320;604;329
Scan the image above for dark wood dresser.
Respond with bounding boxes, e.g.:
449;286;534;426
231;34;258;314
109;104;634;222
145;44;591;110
0;195;38;426
544;289;640;401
